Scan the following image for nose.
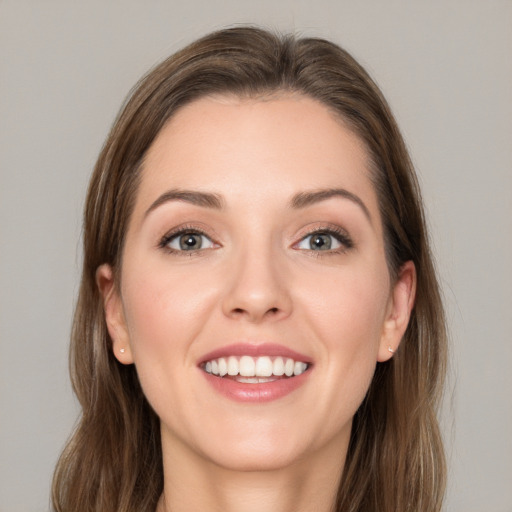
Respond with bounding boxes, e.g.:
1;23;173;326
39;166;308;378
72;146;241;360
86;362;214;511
221;246;292;323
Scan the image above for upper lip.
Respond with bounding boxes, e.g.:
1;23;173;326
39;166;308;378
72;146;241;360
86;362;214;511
198;343;312;366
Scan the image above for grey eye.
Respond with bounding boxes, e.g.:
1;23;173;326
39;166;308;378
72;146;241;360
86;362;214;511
297;232;342;251
167;232;214;251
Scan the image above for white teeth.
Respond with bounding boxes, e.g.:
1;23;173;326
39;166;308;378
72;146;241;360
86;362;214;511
218;357;228;377
227;356;238;376
284;358;294;377
273;357;285;376
239;356;255;376
237;377;279;383
204;355;309;378
255;356;273;377
237;377;259;383
294;361;307;376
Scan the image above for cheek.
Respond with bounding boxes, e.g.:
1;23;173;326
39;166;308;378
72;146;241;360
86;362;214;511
297;264;390;407
121;261;216;357
119;261;221;422
301;261;390;346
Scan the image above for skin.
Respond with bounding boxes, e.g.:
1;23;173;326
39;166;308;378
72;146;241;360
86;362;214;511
97;94;416;512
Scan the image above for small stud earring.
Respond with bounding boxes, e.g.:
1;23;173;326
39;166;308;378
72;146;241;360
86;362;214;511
120;348;126;354
388;346;395;354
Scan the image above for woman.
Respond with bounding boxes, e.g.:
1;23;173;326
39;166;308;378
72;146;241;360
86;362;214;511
52;27;447;512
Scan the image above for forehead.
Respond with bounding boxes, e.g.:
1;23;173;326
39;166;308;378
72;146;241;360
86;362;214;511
136;93;377;214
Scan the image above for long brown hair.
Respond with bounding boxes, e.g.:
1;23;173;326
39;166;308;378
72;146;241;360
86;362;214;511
52;26;447;512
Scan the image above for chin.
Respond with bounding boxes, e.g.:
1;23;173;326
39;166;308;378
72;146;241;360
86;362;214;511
194;420;324;473
204;442;304;473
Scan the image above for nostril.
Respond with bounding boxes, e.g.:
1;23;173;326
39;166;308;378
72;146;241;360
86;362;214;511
230;306;280;318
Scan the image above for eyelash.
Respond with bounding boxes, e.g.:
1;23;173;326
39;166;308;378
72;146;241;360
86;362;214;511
158;224;354;256
295;226;354;255
158;225;216;256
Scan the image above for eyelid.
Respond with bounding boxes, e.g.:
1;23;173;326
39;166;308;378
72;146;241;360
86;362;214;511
158;222;353;255
292;224;354;252
158;223;220;253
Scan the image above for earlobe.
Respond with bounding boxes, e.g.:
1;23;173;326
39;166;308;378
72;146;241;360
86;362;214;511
96;264;134;365
377;260;416;362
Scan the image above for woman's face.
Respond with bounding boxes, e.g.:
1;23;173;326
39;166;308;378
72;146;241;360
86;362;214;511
99;94;414;472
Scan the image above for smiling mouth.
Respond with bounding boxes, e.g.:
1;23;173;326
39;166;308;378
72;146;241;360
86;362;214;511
202;355;310;383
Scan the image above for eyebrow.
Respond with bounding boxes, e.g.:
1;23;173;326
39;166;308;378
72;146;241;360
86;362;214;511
290;188;372;223
144;189;224;218
144;186;371;223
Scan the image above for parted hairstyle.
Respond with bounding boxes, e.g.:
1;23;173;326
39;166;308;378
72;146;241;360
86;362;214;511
52;26;447;512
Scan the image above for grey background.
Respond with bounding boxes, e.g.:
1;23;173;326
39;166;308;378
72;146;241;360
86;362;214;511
1;1;511;511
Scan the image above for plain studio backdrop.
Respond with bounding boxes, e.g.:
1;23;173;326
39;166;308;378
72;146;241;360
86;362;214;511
0;1;511;511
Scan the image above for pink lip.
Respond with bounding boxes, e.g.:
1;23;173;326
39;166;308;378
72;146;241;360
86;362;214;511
198;343;313;403
201;370;311;402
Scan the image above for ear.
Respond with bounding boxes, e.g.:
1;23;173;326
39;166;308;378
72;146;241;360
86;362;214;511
377;260;416;362
96;264;134;365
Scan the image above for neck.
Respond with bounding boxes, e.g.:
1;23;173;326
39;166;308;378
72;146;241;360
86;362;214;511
156;434;346;512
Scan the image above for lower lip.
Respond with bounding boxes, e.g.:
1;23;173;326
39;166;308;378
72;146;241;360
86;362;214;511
201;370;311;402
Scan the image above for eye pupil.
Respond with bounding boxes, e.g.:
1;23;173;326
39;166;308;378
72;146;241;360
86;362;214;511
179;233;202;250
311;233;331;250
